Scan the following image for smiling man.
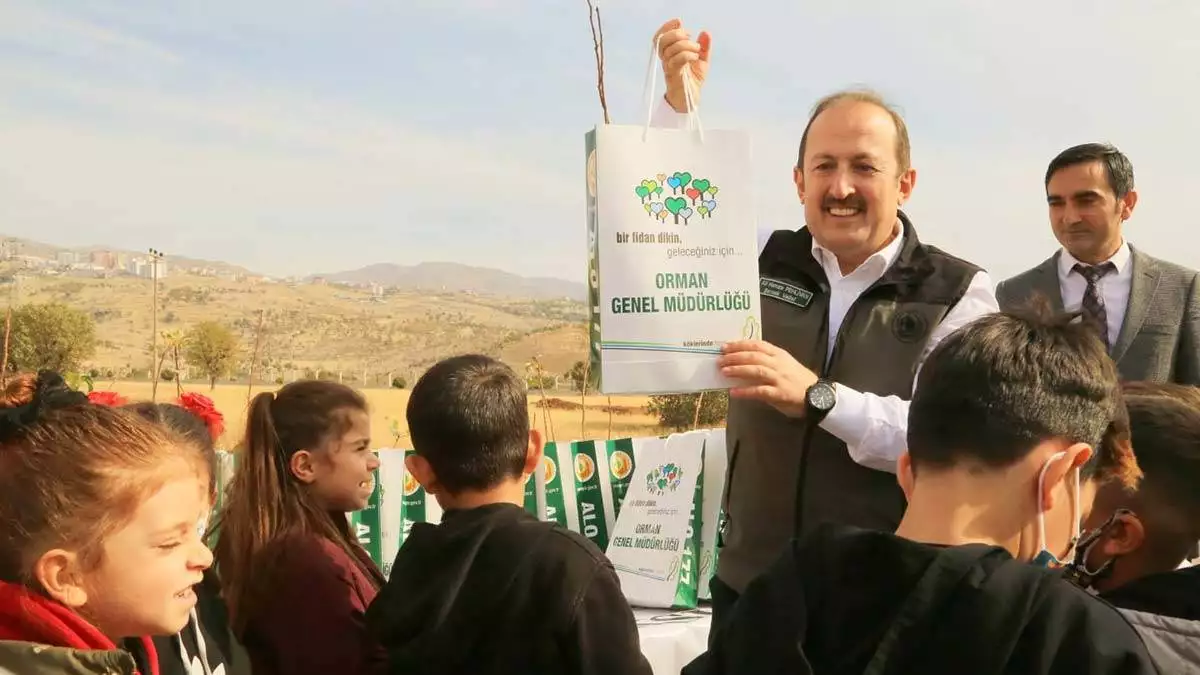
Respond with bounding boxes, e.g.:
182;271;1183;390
997;143;1200;384
651;18;998;626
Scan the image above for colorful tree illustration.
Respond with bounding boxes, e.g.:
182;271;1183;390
635;172;719;224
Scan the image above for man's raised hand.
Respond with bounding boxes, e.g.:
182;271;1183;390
653;18;711;114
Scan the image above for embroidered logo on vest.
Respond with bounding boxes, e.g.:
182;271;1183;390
891;310;929;343
760;277;813;309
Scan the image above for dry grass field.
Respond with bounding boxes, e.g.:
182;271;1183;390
100;381;663;450
7;272;590;381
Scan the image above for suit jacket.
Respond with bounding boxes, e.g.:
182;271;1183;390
996;246;1200;384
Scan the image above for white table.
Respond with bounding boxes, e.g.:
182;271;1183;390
635;607;712;675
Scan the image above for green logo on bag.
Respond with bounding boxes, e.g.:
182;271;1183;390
609;450;633;480
646;463;684;496
633;171;720;226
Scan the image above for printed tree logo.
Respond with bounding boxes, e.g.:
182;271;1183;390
645;462;684;496
633;170;719;225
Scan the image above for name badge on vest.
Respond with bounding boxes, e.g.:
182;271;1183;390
760;277;814;309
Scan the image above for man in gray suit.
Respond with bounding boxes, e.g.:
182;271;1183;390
997;143;1200;384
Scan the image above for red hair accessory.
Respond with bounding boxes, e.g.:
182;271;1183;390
86;390;127;407
177;392;225;442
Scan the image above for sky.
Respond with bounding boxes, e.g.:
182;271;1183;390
1;0;1197;283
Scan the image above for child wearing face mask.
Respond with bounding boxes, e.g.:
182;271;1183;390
1068;381;1200;673
0;372;214;675
684;309;1159;675
209;380;385;675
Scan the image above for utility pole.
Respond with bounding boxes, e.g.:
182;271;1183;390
148;248;164;401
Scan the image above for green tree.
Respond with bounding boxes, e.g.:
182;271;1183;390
525;373;557;390
646;391;730;431
185;321;240;390
566;360;598;392
8;302;97;374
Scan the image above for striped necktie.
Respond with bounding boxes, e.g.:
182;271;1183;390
1073;262;1116;348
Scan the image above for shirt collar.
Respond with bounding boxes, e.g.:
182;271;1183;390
1058;239;1131;279
811;220;905;281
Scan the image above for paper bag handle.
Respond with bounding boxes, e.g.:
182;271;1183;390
642;33;705;142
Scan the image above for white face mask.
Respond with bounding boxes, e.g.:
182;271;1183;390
1030;451;1082;568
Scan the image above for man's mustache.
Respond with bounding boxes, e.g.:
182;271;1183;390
822;196;867;210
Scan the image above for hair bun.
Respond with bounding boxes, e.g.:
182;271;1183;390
0;371;88;443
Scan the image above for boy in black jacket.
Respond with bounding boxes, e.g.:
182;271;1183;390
366;354;652;675
685;308;1160;675
1071;382;1200;672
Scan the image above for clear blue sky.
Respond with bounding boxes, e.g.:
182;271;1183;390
1;0;1197;282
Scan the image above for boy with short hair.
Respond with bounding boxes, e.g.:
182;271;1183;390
1073;381;1200;671
366;354;652;675
685;308;1158;674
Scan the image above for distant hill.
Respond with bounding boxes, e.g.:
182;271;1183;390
315;262;586;301
0;233;592;382
0;233;587;300
0;234;255;277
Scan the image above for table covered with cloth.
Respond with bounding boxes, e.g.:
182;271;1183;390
635;607;712;675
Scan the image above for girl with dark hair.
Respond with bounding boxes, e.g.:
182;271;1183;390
0;372;213;675
210;380;385;675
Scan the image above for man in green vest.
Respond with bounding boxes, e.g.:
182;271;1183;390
651;19;1000;624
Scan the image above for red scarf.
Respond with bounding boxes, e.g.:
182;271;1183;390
0;580;159;675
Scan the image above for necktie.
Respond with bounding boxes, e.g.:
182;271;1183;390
1073;262;1115;348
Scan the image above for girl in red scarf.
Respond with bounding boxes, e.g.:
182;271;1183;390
0;372;214;675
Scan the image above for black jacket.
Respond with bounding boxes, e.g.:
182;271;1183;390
365;502;651;675
1101;566;1200;673
685;523;1160;675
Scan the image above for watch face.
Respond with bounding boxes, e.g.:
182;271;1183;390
808;383;836;411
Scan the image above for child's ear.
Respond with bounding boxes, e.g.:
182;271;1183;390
1098;511;1146;559
289;449;318;485
897;451;915;500
523;429;544;477
35;549;88;609
404;453;439;495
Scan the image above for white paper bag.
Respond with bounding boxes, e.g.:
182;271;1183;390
584;120;761;394
606;431;704;608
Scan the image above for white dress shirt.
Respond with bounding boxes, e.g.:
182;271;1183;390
652;99;1000;472
1057;241;1132;347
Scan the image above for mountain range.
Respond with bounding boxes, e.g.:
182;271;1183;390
1;234;586;300
313;262;585;300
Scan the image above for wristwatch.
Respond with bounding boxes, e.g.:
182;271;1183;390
804;379;837;422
